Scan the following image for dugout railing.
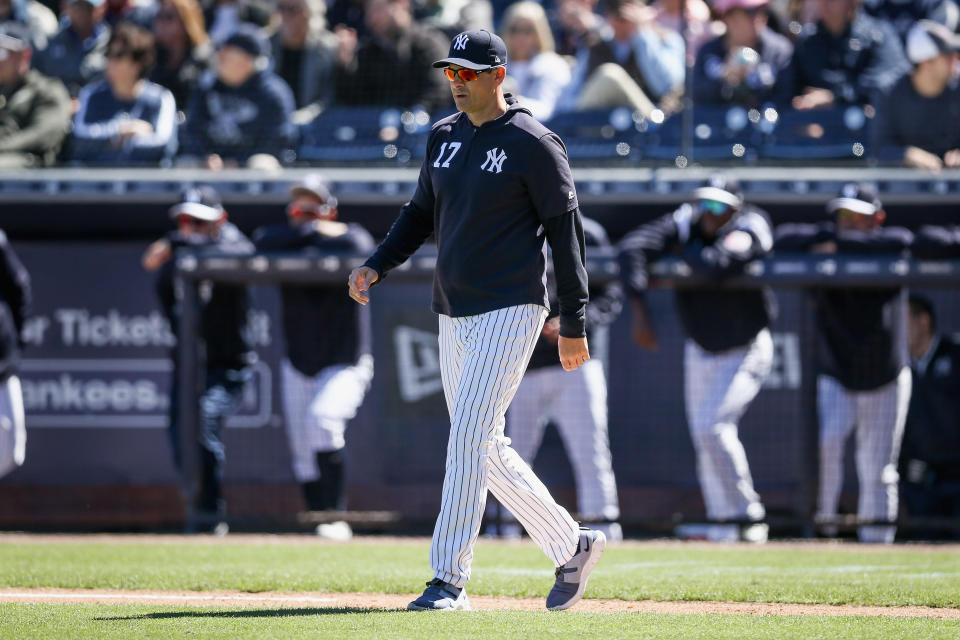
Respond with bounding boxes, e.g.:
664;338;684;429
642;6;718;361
174;248;960;538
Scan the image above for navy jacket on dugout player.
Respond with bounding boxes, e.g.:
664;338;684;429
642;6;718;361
362;95;589;338
154;203;255;371
253;218;375;377
617;177;776;353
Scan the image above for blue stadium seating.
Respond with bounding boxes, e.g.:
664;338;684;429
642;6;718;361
298;107;425;164
642;106;770;164
544;108;641;164
759;106;873;161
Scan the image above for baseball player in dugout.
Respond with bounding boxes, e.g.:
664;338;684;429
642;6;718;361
0;231;30;480
142;187;256;535
253;175;376;542
348;29;605;612
775;183;913;544
493;215;624;542
618;175;775;544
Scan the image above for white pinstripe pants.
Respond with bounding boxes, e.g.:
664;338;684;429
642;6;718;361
816;367;911;543
434;304;580;588
0;375;25;479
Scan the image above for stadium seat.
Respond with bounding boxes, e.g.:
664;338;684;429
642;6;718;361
642;106;769;164
545;108;642;164
759;106;873;161
298;107;426;164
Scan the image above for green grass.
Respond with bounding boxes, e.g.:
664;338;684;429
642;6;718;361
1;538;959;607
2;604;959;640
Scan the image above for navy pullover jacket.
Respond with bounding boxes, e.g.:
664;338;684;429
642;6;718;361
364;96;589;338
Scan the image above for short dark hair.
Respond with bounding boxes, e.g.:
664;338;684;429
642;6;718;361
107;22;156;79
908;293;936;331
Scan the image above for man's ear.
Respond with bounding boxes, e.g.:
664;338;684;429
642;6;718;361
495;67;506;83
875;210;886;225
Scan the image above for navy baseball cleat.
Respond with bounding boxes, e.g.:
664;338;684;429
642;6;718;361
407;579;471;611
546;527;606;611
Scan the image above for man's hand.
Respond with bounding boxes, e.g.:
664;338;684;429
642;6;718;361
142;239;171;271
792;87;835;111
541;317;561;345
558;335;589;371
348;266;379;305
944;149;960;168
811;240;838;254
630;298;658;350
904;145;943;171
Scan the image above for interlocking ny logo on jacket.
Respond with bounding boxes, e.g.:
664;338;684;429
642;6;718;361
481;148;507;173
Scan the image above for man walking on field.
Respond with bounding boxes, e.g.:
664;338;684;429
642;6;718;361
348;29;606;612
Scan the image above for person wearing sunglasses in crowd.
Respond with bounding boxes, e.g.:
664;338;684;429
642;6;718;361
70;22;177;165
142;186;255;535
252;175;375;541
775;183;914;543
618;174;775;543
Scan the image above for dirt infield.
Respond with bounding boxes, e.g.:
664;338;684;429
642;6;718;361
2;588;959;619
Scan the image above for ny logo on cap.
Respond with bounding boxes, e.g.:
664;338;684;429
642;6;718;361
453;33;469;50
481;148;507;174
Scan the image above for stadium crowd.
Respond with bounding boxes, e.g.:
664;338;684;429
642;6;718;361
1;0;959;169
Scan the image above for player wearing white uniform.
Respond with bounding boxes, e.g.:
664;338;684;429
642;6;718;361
348;29;605;612
253;175;376;541
776;183;914;543
619;176;775;543
0;231;29;480
496;217;623;541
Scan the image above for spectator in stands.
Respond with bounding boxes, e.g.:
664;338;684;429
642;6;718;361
564;0;685;117
335;0;450;112
327;0;366;37
900;294;960;540
270;0;337;121
103;0;153;28
415;0;493;37
875;20;960;170
34;0;109;97
0;0;58;51
552;0;605;57
69;23;177;165
862;0;958;43
142;186;255;535
0;229;29;482
150;0;212;110
693;0;793;108
201;0;271;46
180;25;296;169
501;1;570;121
790;0;910;110
0;23;70;167
652;0;720;57
775;183;913;543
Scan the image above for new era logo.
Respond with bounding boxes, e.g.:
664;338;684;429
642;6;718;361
453;33;469;50
480;148;507;173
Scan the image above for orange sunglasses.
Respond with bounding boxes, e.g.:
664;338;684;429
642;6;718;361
443;67;498;82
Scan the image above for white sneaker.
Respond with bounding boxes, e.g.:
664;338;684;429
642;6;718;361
315;520;352;541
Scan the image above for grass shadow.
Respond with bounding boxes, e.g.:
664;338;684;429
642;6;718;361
96;606;406;620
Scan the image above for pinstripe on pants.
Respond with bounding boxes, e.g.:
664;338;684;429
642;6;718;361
434;304;580;588
0;375;25;478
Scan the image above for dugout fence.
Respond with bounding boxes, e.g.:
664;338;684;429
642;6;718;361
173;248;960;537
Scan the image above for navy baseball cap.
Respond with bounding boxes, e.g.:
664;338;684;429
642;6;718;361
290;174;338;208
433;29;507;71
827;182;882;216
693;174;743;209
169;186;224;221
220;25;267;59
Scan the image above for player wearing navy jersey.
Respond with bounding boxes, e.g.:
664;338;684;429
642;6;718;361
254;175;375;541
776;183;913;543
619;176;775;543
348;29;605;612
497;216;624;541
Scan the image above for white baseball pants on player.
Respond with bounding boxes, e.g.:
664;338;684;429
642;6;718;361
684;329;772;524
281;356;373;483
506;359;620;523
0;375;25;479
434;304;580;588
816;367;911;544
